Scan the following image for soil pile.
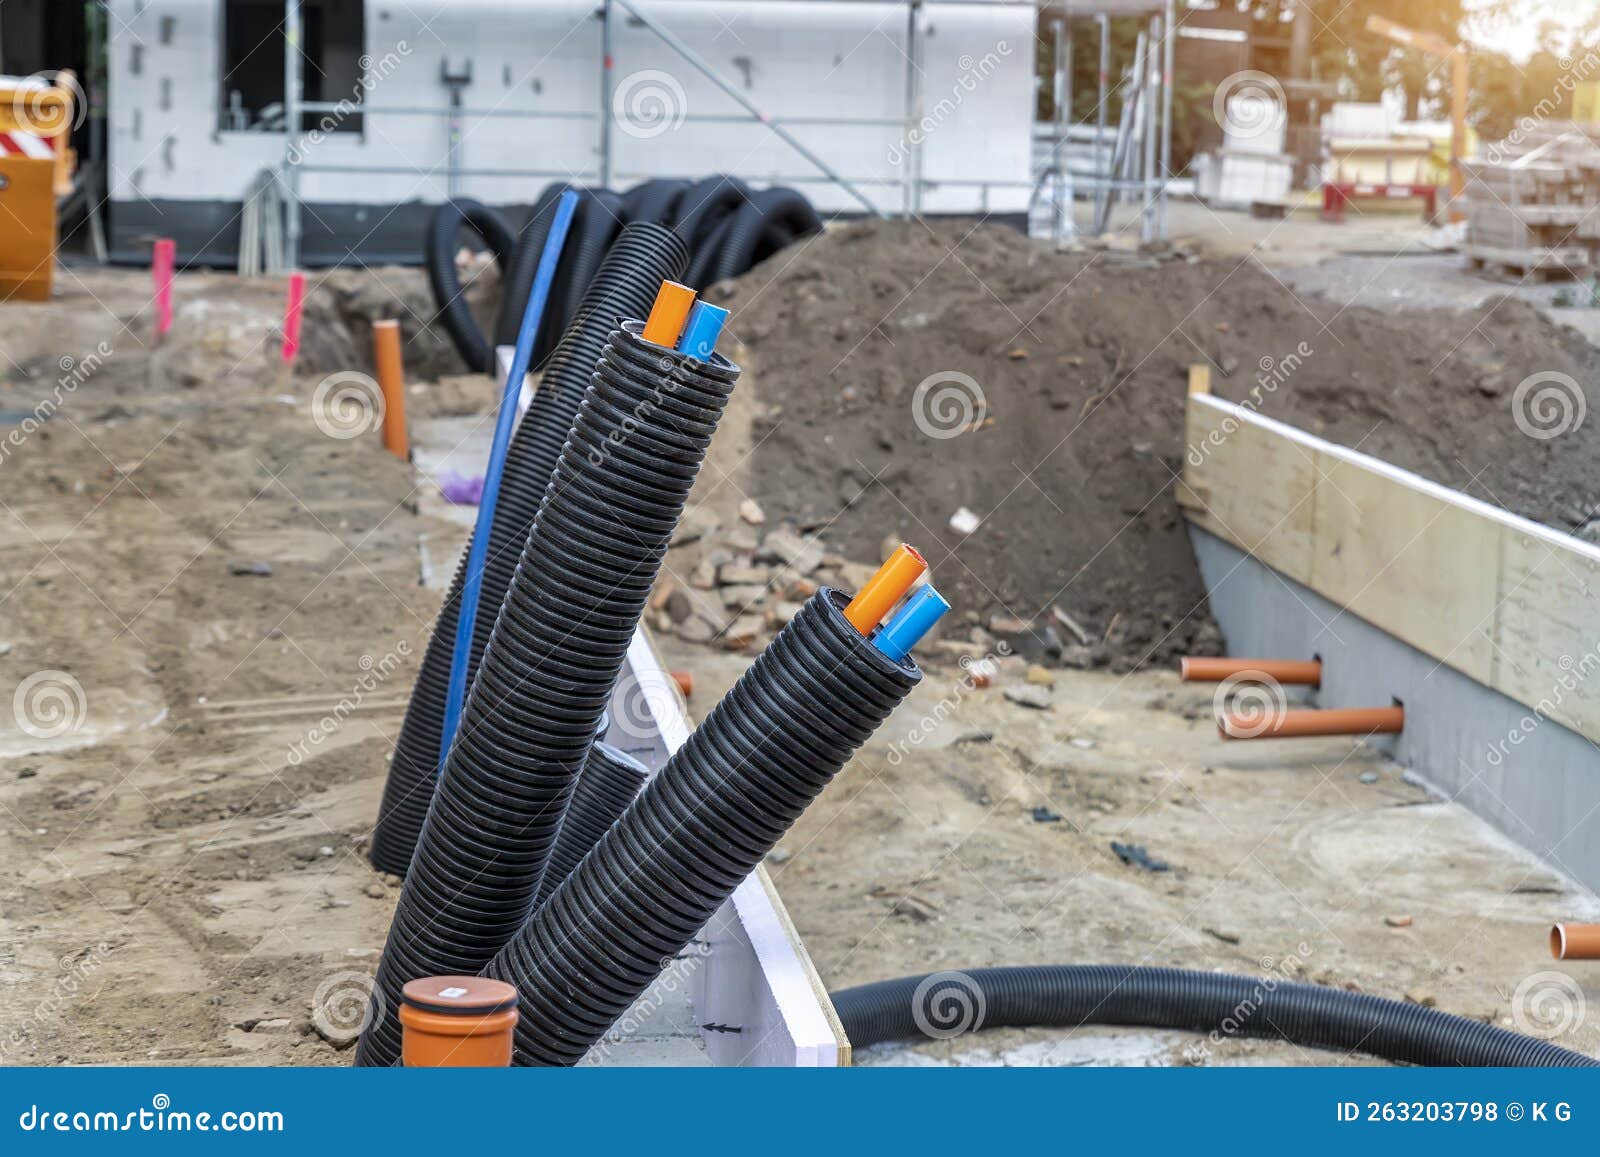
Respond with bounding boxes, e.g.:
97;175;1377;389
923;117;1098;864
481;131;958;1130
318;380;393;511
712;219;1600;668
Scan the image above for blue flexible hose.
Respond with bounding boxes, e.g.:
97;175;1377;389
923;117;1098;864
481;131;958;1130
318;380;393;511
440;189;580;766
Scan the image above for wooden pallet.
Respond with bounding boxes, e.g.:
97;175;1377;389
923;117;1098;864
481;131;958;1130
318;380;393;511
1463;242;1590;281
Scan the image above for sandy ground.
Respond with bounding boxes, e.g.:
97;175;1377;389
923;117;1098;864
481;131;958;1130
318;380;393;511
2;251;1596;1067
0;267;443;1065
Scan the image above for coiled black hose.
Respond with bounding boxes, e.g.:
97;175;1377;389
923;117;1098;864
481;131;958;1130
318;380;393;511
429;176;821;374
355;321;739;1067
830;965;1598;1067
670;175;752;255
368;224;689;878
702;186;825;287
424;197;517;374
482;588;921;1066
533;741;648;910
534;189;626;365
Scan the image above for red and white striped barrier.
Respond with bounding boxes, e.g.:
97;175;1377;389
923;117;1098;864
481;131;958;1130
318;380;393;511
0;130;55;160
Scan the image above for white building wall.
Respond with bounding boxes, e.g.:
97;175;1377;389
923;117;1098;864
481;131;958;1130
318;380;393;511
108;0;1034;218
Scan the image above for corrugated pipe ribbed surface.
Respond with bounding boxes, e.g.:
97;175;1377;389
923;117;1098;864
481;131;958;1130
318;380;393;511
368;224;689;879
533;741;648;910
355;322;737;1067
831;965;1598;1067
483;588;920;1066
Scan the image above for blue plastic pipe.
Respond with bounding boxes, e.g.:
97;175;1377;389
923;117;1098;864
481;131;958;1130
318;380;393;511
675;300;730;360
440;189;580;766
872;584;950;662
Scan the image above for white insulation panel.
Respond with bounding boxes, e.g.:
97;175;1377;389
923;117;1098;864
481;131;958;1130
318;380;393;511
108;0;1035;215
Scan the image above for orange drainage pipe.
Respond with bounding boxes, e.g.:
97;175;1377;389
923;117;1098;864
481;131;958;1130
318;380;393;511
1551;924;1600;960
1182;657;1322;686
1218;705;1404;740
843;544;927;635
399;976;518;1066
371;319;409;460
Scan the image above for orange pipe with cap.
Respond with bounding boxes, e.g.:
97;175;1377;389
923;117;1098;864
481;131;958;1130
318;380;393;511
399;976;518;1066
641;281;696;348
1181;657;1321;687
1218;705;1404;740
843;544;927;634
1551;924;1600;960
372;319;409;460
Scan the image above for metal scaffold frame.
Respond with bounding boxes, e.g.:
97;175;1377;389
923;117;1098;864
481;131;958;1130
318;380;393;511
1032;0;1175;245
278;0;1053;267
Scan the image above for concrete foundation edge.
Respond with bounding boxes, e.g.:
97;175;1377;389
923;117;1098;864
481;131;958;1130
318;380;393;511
1189;523;1600;893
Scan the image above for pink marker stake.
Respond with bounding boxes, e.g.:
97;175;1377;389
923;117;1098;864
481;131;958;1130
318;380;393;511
152;238;176;343
281;271;307;365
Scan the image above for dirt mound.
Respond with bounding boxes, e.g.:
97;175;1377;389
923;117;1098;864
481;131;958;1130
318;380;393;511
713;219;1600;668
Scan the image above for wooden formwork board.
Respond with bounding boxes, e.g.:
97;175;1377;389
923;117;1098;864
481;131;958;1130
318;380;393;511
1179;394;1600;745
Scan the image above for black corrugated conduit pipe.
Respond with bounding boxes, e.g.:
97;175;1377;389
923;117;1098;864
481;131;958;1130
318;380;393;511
688;186;824;287
830;966;1598;1067
424;197;517;374
368;224;689;878
539;190;627;361
532;741;649;910
481;588;921;1066
355;321;739;1067
427;177;821;373
489;182;570;352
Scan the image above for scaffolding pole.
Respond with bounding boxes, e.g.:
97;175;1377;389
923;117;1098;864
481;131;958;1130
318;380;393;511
1094;12;1110;231
1160;0;1174;238
283;0;303;268
901;0;923;218
1140;14;1160;243
599;0;615;189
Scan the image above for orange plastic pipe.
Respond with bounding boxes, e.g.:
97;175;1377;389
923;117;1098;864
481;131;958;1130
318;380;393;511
399;976;518;1067
372;319;409;460
1218;705;1404;740
1182;657;1322;686
1551;924;1600;960
641;281;696;348
843;544;927;635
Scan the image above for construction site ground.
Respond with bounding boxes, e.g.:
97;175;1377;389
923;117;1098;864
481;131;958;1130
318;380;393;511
2;210;1597;1066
